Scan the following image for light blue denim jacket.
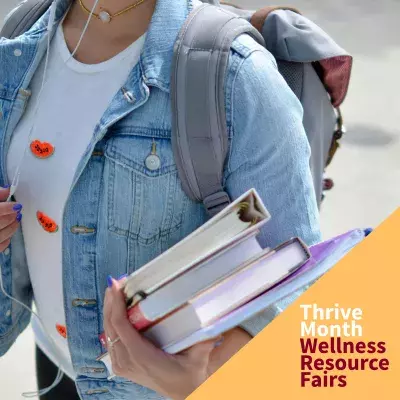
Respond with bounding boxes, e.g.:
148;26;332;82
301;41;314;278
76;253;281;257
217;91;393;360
0;0;321;398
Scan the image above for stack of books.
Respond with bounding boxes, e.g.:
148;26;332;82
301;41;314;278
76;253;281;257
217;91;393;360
98;189;366;374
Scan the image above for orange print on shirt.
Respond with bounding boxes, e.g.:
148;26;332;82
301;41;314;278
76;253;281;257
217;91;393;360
30;140;55;159
36;211;59;233
56;324;67;339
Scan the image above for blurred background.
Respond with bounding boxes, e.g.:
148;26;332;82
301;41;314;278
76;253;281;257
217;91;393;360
0;0;399;397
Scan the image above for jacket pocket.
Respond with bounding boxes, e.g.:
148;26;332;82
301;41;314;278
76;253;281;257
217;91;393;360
104;134;189;245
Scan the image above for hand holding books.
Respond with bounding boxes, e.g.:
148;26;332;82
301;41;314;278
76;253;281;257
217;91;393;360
102;277;233;399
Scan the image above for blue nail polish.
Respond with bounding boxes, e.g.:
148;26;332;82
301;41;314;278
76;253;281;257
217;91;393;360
214;338;224;348
107;275;113;288
364;228;373;237
2;184;10;189
16;213;22;222
13;203;22;211
118;274;128;281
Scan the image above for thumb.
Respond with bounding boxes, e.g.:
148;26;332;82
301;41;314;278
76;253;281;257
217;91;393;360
0;186;10;202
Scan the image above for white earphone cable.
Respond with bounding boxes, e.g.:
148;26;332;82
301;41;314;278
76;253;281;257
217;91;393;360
8;0;101;201
7;1;57;202
2;0;101;397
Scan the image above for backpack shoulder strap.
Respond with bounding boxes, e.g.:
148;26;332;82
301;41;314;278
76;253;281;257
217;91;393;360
1;0;53;39
171;3;264;216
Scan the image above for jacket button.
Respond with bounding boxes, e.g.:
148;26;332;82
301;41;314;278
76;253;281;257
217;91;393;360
86;388;109;395
145;154;161;171
14;49;22;57
122;88;136;103
3;248;10;256
72;299;97;307
5;310;11;317
80;367;105;374
70;226;96;234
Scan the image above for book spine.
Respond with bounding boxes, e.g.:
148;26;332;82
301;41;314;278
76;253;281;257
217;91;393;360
99;304;152;349
127;303;153;330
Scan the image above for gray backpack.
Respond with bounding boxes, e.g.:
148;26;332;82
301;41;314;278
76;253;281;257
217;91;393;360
1;0;352;216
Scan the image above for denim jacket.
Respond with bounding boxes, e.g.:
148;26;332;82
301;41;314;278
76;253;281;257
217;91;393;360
0;0;321;398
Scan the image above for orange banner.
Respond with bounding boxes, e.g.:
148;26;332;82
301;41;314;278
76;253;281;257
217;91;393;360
189;208;400;399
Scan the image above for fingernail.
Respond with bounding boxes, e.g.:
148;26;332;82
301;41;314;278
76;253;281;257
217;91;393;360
2;184;10;189
16;213;22;222
118;274;128;281
213;337;224;348
107;275;113;288
13;203;23;212
364;228;373;237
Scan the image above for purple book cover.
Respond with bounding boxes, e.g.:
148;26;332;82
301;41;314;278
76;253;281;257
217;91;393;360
265;229;366;292
163;229;367;354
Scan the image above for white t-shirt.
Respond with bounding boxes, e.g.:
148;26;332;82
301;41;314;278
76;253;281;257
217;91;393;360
7;24;145;379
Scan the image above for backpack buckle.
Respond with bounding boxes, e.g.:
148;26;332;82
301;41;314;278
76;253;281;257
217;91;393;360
326;107;346;167
204;191;231;217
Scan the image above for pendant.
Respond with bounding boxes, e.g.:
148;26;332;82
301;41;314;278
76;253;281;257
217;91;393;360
30;140;55;159
37;211;59;233
99;9;112;23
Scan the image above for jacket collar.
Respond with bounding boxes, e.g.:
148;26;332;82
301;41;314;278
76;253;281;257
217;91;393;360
141;0;193;92
48;0;193;93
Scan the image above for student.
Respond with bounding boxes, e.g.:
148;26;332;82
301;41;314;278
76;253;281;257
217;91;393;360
0;0;321;399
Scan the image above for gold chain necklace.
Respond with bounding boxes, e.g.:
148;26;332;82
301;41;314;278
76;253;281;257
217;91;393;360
78;0;149;23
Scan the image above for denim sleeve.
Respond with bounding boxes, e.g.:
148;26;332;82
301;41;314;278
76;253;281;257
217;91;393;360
225;48;322;337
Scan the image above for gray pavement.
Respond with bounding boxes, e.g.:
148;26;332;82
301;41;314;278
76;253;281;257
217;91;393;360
1;0;399;398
